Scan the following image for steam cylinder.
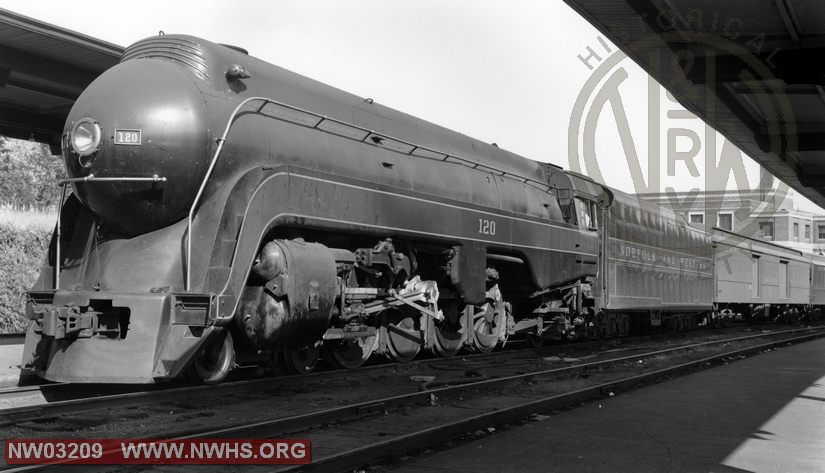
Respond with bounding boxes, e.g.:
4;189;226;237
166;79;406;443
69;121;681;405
236;240;339;349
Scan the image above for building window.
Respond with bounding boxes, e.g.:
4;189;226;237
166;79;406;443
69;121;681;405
759;222;774;240
689;212;704;225
819;225;825;240
806;225;811;239
794;222;799;238
718;213;733;231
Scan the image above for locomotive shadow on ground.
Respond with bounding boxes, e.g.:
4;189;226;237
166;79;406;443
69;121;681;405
388;339;825;473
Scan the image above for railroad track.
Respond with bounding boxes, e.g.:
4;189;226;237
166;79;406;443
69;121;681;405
0;323;813;426
2;325;823;472
0;323;783;424
0;342;545;425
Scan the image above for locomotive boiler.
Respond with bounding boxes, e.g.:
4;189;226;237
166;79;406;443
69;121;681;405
21;34;619;383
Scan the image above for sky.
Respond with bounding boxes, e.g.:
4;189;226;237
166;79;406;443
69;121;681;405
4;0;821;213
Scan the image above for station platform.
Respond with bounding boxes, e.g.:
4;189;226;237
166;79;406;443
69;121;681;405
391;337;825;473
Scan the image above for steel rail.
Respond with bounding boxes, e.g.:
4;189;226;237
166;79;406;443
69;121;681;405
0;323;815;424
0;338;534;426
164;327;825;439
1;328;822;472
0;326;817;427
288;331;825;473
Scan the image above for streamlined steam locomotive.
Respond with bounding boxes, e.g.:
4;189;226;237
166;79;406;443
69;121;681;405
19;34;758;384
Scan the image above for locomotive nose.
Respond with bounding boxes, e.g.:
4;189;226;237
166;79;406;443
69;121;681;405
63;58;210;236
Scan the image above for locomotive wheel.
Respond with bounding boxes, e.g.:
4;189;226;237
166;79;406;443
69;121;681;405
385;313;422;363
324;335;378;369
471;303;502;354
187;330;235;385
283;344;320;374
429;303;465;358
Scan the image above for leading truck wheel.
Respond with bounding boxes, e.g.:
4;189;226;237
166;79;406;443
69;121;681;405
323;335;378;369
187;331;235;385
283;344;321;374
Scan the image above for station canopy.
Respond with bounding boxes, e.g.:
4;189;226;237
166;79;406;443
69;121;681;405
564;0;825;208
0;8;122;154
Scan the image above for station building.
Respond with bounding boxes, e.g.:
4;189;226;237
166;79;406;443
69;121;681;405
638;189;825;255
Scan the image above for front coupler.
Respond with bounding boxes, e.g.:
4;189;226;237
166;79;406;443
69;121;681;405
22;291;220;383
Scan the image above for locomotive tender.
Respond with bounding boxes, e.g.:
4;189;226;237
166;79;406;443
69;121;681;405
17;35;811;384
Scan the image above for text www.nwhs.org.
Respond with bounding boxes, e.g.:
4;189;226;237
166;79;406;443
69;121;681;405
5;438;310;464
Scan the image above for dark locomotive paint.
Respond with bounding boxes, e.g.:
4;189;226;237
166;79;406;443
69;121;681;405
64;58;211;236
20;34;820;384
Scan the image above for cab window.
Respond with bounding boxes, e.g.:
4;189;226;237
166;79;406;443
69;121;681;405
575;198;597;231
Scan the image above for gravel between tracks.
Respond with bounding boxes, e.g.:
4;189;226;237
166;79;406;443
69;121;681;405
0;325;820;473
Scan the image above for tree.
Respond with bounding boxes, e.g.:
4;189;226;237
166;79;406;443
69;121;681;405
0;138;66;210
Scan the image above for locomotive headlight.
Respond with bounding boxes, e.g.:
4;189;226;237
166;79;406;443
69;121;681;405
70;118;102;156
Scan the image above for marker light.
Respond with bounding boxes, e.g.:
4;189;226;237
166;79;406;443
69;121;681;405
70;118;101;156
